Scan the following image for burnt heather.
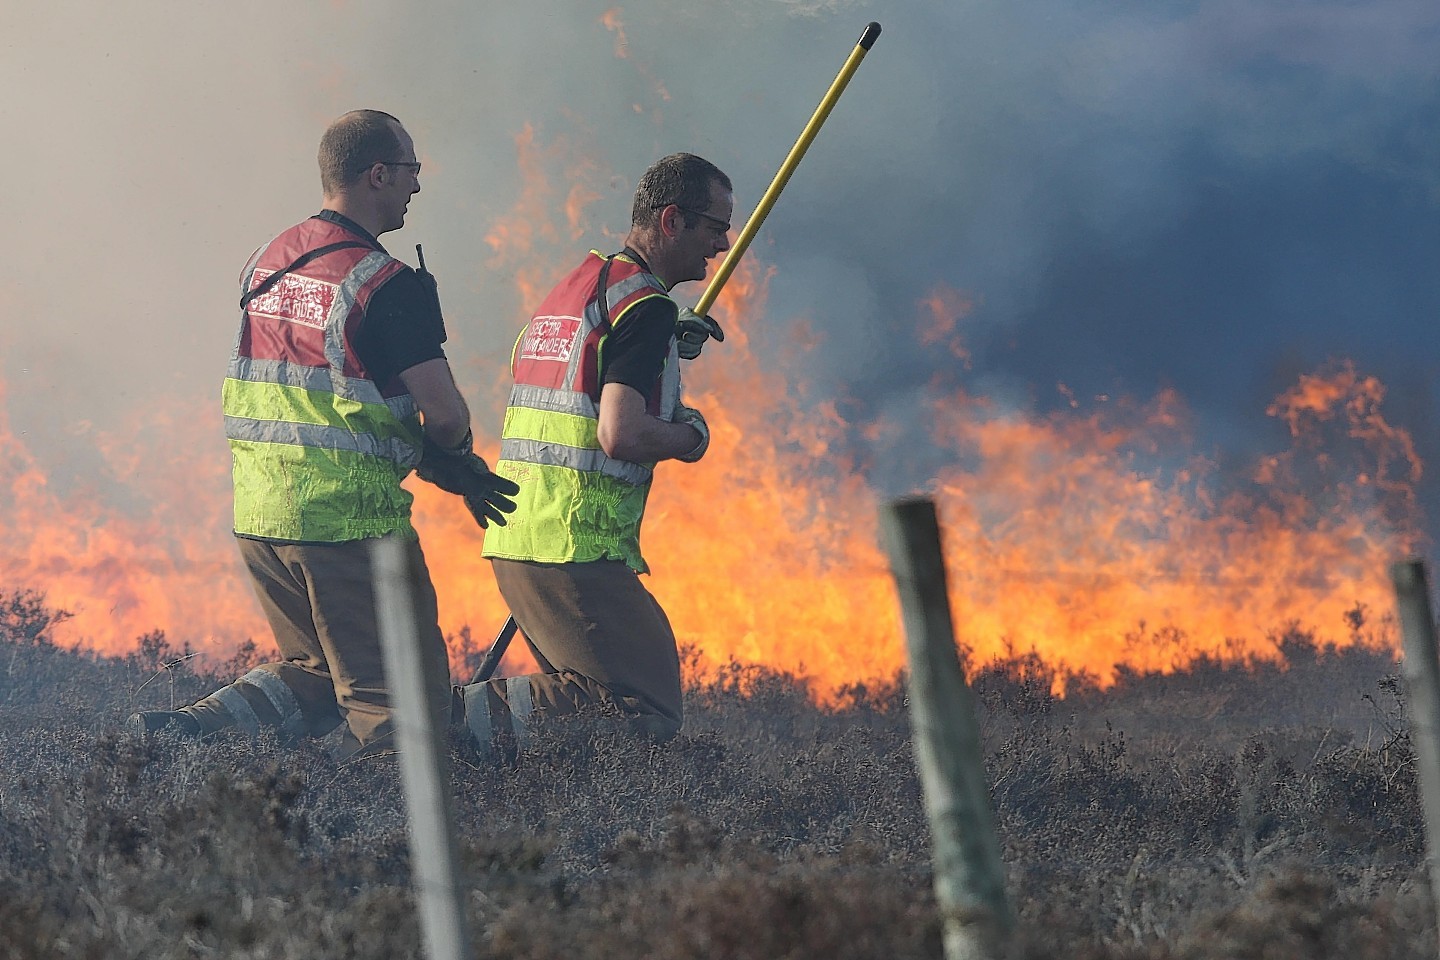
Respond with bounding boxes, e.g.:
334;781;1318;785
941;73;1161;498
0;589;1430;959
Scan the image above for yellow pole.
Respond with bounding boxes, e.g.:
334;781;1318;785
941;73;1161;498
693;21;882;317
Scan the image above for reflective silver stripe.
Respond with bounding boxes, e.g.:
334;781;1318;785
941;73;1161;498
214;685;262;737
323;250;397;372
224;416;421;467
240;243;270;286
385;394;420;421
225;358;419;422
227;356;385;404
507;383;597;418
463;684;494;759
499;437;651;486
549;251;615;389
233;240;277;361
659;340;682;422
605;271;663;312
563;299;604;388
506;677;533;742
238;669;305;737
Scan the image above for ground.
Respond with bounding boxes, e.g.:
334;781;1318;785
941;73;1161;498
0;590;1431;959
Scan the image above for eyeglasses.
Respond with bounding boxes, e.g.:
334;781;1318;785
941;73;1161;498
381;160;422;175
676;206;730;233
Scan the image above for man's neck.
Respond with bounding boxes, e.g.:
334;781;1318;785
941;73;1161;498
622;233;670;289
322;198;386;242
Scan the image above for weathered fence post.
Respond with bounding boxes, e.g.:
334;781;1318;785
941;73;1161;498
1390;558;1440;958
880;497;1012;960
372;535;473;960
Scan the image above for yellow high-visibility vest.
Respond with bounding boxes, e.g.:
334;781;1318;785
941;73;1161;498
483;251;681;572
224;218;422;542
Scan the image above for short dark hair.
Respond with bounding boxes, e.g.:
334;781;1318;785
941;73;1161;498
318;110;403;195
631;153;732;230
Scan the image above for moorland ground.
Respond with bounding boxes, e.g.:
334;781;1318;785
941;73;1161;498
0;588;1432;959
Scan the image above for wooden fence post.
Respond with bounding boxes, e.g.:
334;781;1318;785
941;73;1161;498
373;535;474;960
881;497;1012;960
1390;558;1440;958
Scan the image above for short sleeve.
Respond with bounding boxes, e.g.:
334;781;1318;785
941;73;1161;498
600;296;677;394
353;268;449;385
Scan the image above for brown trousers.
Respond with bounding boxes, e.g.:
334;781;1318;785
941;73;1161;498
460;558;683;752
184;536;452;755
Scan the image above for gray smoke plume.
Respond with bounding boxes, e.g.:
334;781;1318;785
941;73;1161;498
3;0;1439;538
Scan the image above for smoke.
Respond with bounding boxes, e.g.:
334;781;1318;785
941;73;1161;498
3;0;1439;589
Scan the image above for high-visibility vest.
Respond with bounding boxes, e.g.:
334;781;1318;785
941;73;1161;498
223;218;423;542
482;251;681;573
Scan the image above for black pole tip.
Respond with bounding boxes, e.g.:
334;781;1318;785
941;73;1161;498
859;21;881;49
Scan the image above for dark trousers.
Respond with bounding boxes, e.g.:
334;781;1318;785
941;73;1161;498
185;536;452;753
461;558;683;749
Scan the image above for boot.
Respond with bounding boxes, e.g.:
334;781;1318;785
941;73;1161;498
127;710;203;738
454;681;529;762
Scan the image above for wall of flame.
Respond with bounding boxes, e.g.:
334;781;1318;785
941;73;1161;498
0;259;1420;699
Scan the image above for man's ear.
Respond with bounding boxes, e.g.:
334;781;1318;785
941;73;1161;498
366;162;388;189
658;204;682;239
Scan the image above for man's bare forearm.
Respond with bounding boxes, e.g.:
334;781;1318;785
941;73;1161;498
399;357;471;448
597;382;702;463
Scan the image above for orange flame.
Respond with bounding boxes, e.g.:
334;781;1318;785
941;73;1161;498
918;283;974;366
483;123;562;311
597;7;670;117
0;389;264;654
600;8;629;60
632;278;1421;695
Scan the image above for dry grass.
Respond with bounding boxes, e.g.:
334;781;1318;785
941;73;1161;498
0;588;1432;959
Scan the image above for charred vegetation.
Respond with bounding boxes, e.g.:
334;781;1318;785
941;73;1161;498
0;589;1431;959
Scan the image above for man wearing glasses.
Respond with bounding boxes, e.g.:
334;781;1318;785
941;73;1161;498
130;110;516;759
460;153;732;756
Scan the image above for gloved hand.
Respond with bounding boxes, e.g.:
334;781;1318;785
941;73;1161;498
673;404;709;463
415;429;474;494
675;307;724;360
415;430;520;528
460;465;520;529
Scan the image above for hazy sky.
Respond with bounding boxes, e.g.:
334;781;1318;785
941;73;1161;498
4;0;1439;537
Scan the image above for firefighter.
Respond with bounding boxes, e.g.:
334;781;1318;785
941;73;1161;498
457;153;731;755
129;109;517;759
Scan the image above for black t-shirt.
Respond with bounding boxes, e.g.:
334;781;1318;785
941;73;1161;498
355;268;449;385
599;249;677;395
311;210;448;385
601;296;677;394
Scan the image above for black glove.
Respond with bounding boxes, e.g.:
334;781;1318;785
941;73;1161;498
676;307;724;360
415;431;520;529
415;430;471;494
460;468;520;529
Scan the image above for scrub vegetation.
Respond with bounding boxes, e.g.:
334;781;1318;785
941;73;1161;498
0;588;1431;959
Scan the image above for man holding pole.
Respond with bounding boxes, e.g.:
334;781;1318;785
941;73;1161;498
458;22;881;756
456;153;731;754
